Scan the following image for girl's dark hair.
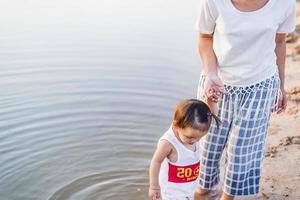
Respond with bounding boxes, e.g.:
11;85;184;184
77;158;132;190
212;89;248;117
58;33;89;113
173;99;221;131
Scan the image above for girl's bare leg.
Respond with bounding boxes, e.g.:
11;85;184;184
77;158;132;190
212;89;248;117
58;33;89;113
220;192;234;200
194;188;208;200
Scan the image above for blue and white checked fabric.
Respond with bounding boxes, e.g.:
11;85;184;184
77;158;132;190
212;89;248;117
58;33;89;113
197;72;280;196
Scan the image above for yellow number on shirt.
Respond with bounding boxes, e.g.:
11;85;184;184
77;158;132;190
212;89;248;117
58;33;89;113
185;168;192;177
177;168;185;178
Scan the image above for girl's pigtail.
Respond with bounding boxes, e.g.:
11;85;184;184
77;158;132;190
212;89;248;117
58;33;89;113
210;112;221;129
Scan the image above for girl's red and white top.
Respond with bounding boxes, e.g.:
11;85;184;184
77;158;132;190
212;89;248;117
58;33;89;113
158;126;200;198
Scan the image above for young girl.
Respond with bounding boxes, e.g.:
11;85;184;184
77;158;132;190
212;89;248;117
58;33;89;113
195;0;296;199
149;99;220;200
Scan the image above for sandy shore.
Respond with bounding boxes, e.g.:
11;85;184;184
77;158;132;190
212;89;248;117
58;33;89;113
255;3;300;199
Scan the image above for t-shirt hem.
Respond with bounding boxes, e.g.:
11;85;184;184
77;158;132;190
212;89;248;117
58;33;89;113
276;28;296;33
195;26;214;34
195;29;214;34
219;68;278;87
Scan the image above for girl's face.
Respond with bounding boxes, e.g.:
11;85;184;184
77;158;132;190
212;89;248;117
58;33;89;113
175;126;208;145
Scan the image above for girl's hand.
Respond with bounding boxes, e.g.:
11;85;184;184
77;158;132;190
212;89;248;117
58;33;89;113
148;187;161;200
204;74;225;102
207;87;222;103
275;88;288;114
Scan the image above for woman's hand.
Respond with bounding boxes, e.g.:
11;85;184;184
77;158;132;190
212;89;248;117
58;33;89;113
204;74;226;102
148;187;161;200
275;88;288;114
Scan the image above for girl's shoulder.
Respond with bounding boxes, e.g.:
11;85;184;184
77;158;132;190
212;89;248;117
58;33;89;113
158;138;174;149
158;139;178;163
157;139;175;157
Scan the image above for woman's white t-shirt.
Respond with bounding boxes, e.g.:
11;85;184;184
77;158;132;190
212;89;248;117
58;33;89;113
195;0;296;86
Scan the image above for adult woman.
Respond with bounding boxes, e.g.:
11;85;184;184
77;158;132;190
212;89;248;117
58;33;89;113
195;0;296;199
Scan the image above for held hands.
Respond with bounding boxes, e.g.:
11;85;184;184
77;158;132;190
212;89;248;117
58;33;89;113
204;75;288;114
204;74;226;103
149;187;161;200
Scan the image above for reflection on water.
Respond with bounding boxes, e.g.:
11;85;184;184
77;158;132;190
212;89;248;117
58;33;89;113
0;0;200;199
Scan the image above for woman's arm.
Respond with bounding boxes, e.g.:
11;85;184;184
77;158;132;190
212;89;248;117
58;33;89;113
274;33;288;113
198;34;225;112
275;33;286;90
198;33;218;76
149;140;172;199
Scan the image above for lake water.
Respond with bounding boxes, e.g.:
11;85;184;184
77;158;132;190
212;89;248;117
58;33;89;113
0;0;201;199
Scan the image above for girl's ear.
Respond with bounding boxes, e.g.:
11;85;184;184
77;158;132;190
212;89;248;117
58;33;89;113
172;120;179;128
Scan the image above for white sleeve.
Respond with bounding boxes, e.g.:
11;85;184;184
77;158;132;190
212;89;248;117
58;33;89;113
195;0;218;34
277;0;296;33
